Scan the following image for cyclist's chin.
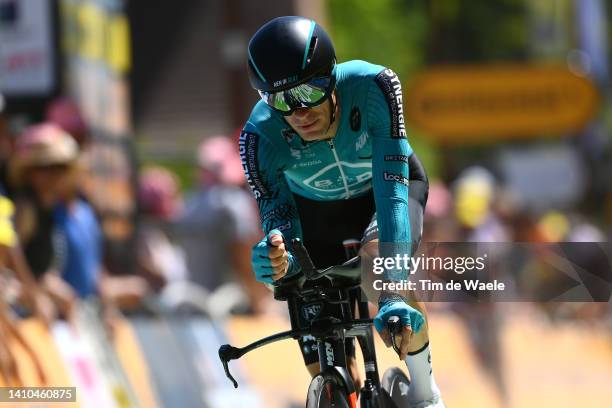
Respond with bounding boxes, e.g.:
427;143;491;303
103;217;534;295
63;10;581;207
296;125;327;141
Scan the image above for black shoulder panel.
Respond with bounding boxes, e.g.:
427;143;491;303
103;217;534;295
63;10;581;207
238;131;268;199
374;68;407;139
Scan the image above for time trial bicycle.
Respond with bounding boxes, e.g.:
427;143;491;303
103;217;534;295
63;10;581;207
219;238;412;407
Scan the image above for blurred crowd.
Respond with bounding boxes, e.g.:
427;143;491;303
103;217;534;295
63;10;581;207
0;93;270;385
1;91;610;400
423;166;611;407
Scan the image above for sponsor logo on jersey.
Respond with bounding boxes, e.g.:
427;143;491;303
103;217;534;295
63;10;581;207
375;68;407;139
384;154;409;163
302;162;372;194
262;205;297;233
261;204;294;222
282;128;318;160
296;159;323;168
281;128;297;144
383;171;410;186
313;179;334;188
290;148;302;160
239;131;268;199
273;221;292;232
355;131;369;151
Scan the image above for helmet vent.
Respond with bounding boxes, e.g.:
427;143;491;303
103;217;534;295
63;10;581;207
305;36;318;66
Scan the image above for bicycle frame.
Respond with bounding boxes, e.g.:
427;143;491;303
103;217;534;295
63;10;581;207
218;239;385;404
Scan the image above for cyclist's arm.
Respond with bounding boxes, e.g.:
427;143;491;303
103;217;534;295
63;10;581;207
239;130;303;245
367;68;427;287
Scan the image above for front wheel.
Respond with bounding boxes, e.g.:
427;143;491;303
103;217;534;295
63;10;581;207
306;372;357;408
381;367;411;407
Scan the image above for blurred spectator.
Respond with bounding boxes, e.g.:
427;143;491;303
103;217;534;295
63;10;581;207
0;94;16;198
0;102;57;325
422;180;460;243
536;211;570;242
137;166;186;286
0;193;46;386
450;166;509;407
175;136;268;314
103;166;187;310
10;123;118;329
424;179;452;221
45;97;89;147
568;219;606;242
453;166;510;242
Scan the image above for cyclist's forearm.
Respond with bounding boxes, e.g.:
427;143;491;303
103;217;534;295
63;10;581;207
380;152;428;280
239;130;303;247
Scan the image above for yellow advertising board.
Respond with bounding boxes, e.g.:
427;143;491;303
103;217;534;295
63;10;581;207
405;65;599;143
60;0;135;242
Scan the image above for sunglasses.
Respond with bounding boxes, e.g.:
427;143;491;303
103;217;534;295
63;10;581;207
258;75;335;115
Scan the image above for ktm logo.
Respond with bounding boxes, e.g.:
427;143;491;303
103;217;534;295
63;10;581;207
325;342;334;367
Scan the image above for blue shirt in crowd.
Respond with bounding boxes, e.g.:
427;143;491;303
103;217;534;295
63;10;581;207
53;199;102;298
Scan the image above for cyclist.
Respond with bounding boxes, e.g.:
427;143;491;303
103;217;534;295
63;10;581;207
241;16;445;407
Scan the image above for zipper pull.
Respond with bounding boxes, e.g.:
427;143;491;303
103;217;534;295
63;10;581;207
327;139;335;149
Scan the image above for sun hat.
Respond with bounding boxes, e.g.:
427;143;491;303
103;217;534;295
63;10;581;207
10;123;80;185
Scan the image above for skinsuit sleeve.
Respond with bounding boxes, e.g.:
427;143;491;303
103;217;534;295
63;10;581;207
239;130;303;247
367;67;428;282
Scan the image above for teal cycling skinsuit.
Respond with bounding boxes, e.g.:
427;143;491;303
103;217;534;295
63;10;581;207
241;60;428;344
241;59;417;250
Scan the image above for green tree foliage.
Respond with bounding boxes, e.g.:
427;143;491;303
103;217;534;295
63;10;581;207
327;0;439;175
327;0;534;180
328;0;529;69
327;0;428;77
426;0;529;63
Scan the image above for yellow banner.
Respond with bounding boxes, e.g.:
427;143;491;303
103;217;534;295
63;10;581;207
60;0;131;74
405;65;599;143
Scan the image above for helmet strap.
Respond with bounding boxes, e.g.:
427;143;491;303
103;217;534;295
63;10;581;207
325;90;338;135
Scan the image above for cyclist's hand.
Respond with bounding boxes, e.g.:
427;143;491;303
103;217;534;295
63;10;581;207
373;295;424;360
252;229;297;284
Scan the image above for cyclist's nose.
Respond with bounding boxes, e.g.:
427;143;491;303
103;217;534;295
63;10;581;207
292;107;310;118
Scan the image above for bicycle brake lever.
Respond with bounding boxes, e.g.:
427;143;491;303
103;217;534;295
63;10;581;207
387;316;402;356
291;238;318;279
218;344;240;388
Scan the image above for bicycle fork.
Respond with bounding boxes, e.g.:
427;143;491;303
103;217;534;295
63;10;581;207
317;335;359;407
321;324;386;407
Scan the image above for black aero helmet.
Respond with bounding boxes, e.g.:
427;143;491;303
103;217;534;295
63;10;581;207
247;16;336;93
